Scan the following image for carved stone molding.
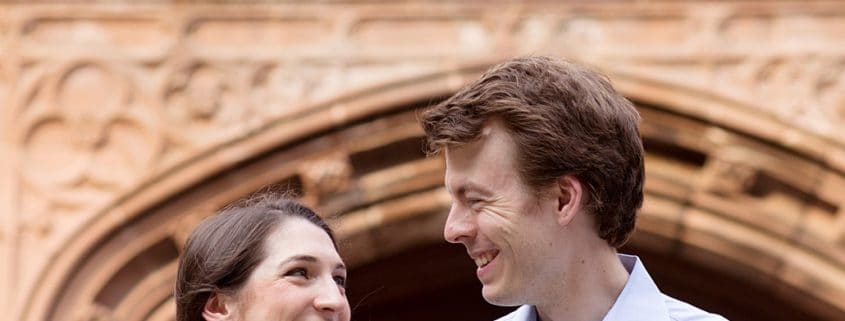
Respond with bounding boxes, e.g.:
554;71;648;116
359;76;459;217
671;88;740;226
72;304;113;321
700;156;758;197
163;61;248;149
0;63;8;109
19;14;171;61
299;153;353;204
5;1;840;234
1;3;844;321
722;56;845;136
170;206;215;249
12;61;164;276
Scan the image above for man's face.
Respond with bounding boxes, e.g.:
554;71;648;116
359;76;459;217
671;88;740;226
443;121;561;306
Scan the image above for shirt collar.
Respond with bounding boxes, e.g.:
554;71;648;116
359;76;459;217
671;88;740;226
507;305;537;321
502;254;672;321
601;254;671;321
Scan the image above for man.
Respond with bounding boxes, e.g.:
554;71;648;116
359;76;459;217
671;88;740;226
420;56;727;321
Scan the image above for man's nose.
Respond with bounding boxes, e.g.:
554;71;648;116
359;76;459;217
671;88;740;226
313;278;348;318
444;203;476;244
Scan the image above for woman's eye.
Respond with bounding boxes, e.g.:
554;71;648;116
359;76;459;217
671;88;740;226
333;275;347;288
284;268;309;279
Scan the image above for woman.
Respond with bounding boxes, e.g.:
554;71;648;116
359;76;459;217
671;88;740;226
175;194;350;321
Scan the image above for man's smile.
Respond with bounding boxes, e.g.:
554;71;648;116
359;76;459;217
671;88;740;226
472;250;500;268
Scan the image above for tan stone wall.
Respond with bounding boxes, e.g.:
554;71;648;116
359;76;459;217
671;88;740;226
1;1;844;321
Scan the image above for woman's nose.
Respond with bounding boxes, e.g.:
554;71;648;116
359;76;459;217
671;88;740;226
313;278;349;318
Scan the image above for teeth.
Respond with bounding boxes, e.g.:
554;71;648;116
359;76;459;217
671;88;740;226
474;252;494;268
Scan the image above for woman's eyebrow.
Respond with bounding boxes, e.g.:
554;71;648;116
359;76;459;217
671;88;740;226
279;255;346;271
278;254;318;268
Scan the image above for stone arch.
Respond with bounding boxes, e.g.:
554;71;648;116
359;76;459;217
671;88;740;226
609;67;845;320
22;61;491;321
24;61;845;321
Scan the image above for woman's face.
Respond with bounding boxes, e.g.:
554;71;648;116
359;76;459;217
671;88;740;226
226;217;350;321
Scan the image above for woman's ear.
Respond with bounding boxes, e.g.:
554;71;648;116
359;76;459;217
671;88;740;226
202;292;234;321
555;175;584;227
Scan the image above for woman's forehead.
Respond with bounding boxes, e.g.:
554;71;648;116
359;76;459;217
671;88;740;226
262;218;342;263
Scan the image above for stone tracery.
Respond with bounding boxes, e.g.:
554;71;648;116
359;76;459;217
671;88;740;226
1;2;844;321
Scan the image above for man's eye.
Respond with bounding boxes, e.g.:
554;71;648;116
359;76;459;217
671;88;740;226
467;198;483;206
333;275;347;288
284;268;309;279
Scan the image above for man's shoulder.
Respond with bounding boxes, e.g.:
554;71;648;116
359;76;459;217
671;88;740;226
494;305;535;321
491;299;728;321
663;294;729;321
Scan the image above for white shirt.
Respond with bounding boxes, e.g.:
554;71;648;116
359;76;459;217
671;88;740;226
495;254;729;321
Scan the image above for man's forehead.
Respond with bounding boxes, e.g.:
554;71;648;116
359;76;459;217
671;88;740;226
480;124;494;137
443;122;500;158
444;123;518;182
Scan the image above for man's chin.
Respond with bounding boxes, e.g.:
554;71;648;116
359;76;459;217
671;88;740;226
481;284;520;307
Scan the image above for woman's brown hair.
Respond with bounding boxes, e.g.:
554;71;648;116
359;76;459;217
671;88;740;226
174;194;335;321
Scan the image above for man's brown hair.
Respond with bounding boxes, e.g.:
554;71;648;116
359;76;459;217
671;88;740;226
174;193;336;321
421;56;643;247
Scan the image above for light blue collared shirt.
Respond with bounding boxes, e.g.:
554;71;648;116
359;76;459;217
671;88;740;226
495;254;729;321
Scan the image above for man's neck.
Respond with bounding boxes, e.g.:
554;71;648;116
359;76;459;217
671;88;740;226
534;245;629;321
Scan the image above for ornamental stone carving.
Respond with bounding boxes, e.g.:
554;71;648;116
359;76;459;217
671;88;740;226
0;65;7;107
164;62;246;148
73;304;113;321
1;3;844;321
250;63;329;117
300;153;353;203
816;59;845;126
20;62;159;214
700;154;758;197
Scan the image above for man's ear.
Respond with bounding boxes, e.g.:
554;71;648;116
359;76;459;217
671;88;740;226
202;292;234;321
555;175;584;227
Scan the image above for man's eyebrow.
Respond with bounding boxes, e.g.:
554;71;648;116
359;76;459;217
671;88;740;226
458;181;494;197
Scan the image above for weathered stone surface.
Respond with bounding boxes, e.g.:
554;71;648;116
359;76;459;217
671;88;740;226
0;2;843;321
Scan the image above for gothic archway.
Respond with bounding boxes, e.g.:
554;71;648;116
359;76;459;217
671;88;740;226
24;62;845;321
6;3;845;321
